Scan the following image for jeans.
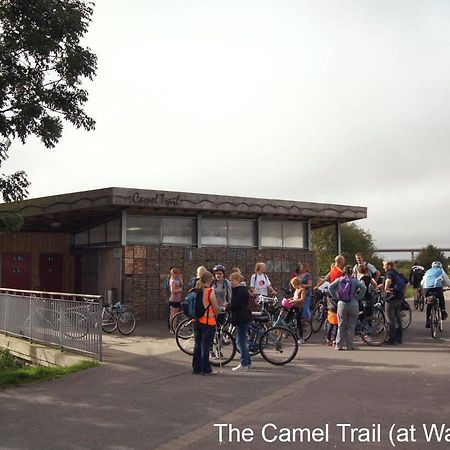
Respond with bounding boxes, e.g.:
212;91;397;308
286;307;304;338
236;322;251;367
385;297;403;342
336;300;359;349
326;321;337;341
301;293;312;320
192;322;216;374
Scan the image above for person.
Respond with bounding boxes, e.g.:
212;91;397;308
409;261;425;304
229;272;252;371
316;255;346;289
250;262;277;297
325;294;338;346
187;266;207;290
212;264;232;307
295;263;313;320
329;265;366;350
357;264;378;319
421;261;449;328
192;271;220;376
168;267;183;333
379;260;407;345
352;253;380;281
163;266;175;331
285;277;306;344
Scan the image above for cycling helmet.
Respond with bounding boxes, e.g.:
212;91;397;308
281;298;293;309
213;264;226;273
432;261;443;269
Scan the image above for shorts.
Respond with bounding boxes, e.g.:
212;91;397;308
412;282;422;290
168;301;182;309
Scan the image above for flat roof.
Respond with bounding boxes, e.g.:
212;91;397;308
0;187;367;232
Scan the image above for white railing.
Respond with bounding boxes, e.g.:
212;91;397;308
0;288;102;360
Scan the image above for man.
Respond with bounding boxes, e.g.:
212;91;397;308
421;261;449;327
380;260;407;345
409;261;425;304
315;255;346;289
352;253;380;281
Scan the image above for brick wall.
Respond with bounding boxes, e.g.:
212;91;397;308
122;245;315;321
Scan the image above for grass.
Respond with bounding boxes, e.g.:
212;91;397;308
0;349;98;387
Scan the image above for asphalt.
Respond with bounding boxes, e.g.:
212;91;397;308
1;298;450;450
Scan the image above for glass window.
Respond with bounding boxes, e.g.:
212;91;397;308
74;230;88;246
260;221;282;248
89;224;106;244
283;221;305;248
106;218;121;243
162;217;195;245
228;220;256;247
201;219;227;246
127;216;160;244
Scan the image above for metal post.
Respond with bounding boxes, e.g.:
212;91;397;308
306;219;312;250
335;221;342;255
197;213;202;248
59;299;64;352
29;294;33;343
257;216;262;250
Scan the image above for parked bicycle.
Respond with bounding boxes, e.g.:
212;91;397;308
355;312;387;346
311;291;328;333
102;302;136;335
273;304;312;342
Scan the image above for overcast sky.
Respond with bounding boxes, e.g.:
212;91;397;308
3;0;450;255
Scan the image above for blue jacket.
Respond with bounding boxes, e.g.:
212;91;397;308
422;267;450;289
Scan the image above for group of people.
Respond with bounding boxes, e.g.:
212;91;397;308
163;253;449;374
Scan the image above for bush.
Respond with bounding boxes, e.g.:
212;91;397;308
0;349;19;370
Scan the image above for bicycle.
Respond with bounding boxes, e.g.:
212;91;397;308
170;310;188;333
311;291;328;333
371;290;412;330
102;302;136;335
355;312;387;346
175;317;236;367
272;306;312;342
413;288;425;312
426;288;449;339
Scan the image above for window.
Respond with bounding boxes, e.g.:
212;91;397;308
106;218;121;243
89;224;106;244
260;220;306;249
162;217;196;245
127;216;160;244
228;220;256;247
201;219;227;246
260;221;282;248
74;230;88;246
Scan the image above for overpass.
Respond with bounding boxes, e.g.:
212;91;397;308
375;248;450;261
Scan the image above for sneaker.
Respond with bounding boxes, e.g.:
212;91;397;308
232;364;248;372
297;338;305;345
326;340;333;346
202;370;218;376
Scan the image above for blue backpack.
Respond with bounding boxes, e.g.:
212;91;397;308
182;289;208;319
337;276;355;302
393;272;408;294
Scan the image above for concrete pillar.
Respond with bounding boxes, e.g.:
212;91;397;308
306;219;312;250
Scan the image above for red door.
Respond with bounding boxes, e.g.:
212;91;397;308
39;254;63;293
1;253;32;290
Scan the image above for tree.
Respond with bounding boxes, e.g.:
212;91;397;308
0;0;97;202
417;245;448;271
312;223;381;274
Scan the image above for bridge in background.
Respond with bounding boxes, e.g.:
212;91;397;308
375;248;450;261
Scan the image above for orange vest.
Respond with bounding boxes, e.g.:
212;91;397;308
330;266;344;283
198;288;216;326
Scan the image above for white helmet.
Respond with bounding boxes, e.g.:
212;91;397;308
431;261;443;269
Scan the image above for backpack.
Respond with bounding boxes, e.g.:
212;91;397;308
182;288;208;319
337;276;355;302
411;266;425;284
247;290;260;312
163;277;171;299
393;272;408;294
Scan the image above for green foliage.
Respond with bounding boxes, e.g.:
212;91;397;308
312;223;380;274
0;348;19;370
0;212;24;231
0;0;97;202
417;245;448;271
0;358;98;386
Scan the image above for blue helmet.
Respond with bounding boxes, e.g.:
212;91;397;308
213;264;226;274
431;261;443;269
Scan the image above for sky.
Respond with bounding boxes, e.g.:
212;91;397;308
3;0;450;255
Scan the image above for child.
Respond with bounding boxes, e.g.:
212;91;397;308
285;277;306;344
325;295;338;346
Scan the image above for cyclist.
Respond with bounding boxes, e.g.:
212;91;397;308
212;264;232;308
409;261;425;304
421;261;450;328
352;253;380;281
250;262;277;297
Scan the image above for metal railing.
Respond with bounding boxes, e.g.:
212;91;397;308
0;288;103;361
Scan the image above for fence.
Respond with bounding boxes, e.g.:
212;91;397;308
0;288;103;361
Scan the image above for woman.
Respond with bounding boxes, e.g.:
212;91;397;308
168;267;183;333
229;272;252;371
295;263;313;320
192;271;220;375
328;265;366;350
250;262;277;297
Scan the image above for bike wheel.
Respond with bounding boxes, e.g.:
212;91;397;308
117;311;136;335
63;310;88;339
247;323;263;356
414;298;418;310
259;326;298;365
311;304;325;333
360;316;386;346
419;298;424;312
400;306;412;330
175;318;195;355
210;329;236;367
301;320;313;342
430;308;438;339
102;309;117;333
371;307;385;324
170;311;188;333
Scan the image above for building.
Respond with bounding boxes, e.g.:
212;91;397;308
0;187;366;320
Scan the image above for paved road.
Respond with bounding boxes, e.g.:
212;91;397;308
1;300;450;450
